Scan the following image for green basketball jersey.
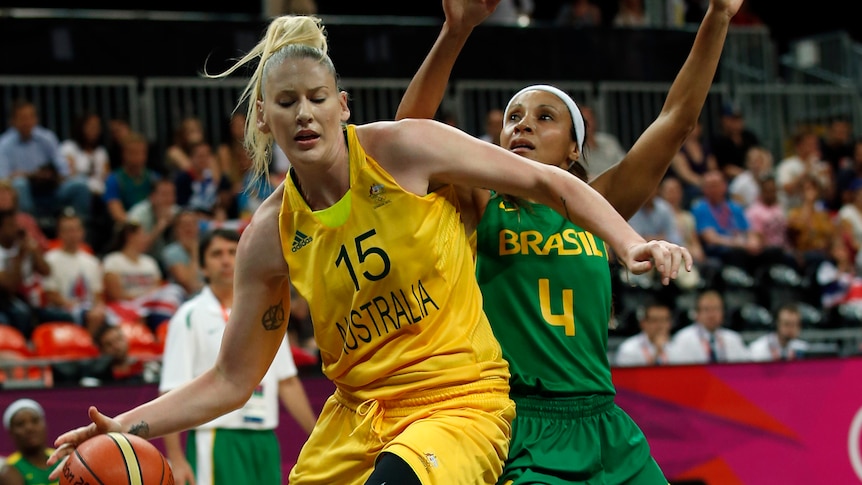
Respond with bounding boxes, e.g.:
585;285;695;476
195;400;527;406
476;194;615;396
5;450;59;485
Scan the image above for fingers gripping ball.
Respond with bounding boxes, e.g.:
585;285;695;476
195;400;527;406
60;432;175;485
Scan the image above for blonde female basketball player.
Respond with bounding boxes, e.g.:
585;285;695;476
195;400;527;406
48;14;690;485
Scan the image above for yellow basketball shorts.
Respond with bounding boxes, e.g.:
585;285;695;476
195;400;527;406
288;379;516;485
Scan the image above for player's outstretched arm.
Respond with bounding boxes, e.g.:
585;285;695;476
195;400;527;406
592;0;744;219
395;0;499;121
48;193;292;479
363;119;692;284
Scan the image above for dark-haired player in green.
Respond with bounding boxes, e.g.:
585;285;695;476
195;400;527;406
395;0;742;482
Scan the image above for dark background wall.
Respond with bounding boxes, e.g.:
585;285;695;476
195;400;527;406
0;18;699;82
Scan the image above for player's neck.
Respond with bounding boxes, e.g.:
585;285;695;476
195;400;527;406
210;284;233;309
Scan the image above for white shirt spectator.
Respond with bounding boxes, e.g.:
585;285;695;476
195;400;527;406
668;323;750;364
43;248;103;306
102;252;162;300
748;333;809;362
60;140;110;194
615;333;672;366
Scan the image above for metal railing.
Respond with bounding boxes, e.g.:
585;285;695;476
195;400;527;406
2;76;861;173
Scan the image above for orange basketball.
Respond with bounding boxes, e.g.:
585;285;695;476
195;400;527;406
59;432;174;485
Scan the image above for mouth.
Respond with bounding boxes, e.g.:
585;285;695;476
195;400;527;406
294;130;320;143
508;139;535;154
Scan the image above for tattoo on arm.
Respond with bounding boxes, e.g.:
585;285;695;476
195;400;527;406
128;421;150;438
261;299;286;331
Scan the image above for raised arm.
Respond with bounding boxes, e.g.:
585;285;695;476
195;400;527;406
48;193;291;475
395;0;500;121
591;0;743;219
363;119;691;282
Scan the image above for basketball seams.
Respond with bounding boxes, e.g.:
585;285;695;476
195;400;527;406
72;448;107;485
107;432;144;485
62;433;172;485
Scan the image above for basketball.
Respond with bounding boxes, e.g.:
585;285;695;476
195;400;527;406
59;432;174;485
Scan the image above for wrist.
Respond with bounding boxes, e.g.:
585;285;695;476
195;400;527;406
441;21;473;41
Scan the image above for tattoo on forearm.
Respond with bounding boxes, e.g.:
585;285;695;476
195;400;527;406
261;299;286;331
128;421;150;438
561;196;572;222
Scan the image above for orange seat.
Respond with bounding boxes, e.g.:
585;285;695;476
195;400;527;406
119;320;161;357
31;322;100;359
0;324;31;358
154;320;170;353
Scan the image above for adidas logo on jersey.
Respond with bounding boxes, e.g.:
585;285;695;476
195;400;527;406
291;230;313;252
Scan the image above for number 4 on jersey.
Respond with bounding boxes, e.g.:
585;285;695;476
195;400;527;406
538;278;575;336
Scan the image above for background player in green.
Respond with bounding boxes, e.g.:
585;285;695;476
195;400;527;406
396;0;743;482
0;399;59;485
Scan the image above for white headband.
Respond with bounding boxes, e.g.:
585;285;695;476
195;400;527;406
504;84;585;156
3;398;44;430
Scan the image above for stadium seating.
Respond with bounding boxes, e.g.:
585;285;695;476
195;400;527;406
31;322;100;359
0;324;32;359
119;320;162;357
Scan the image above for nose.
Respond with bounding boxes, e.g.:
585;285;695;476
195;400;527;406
296;98;313;125
513;116;532;134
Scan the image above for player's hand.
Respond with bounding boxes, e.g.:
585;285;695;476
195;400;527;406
47;406;123;480
712;0;743;18
443;0;501;32
621;240;693;286
168;457;196;485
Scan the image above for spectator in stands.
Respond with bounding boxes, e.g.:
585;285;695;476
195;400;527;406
0;209;51;339
581;105;627;181
711;101;760;180
479;108;504;146
159;228;316;485
555;0;602;27
174;140;233;222
164;116;206;176
629;186;682;245
728;145;773;208
661;177;706;273
615;299;674;366
160;210;204;296
838;178;862;261
692;169;761;272
217;112;251;194
0;100;91;234
0;398;60;483
819;116;854;174
104;132;161;226
669;290;750;364
107;117;162;174
668;119;717;208
127;178;180;259
102;221;184;331
42;210;110;335
748;303;809;361
787;175;835;273
60;112;110;197
817;237;862;312
776;126;833;211
0;181;48;252
88;323;148;385
835;139;862;208
613;0;650;26
745;175;795;267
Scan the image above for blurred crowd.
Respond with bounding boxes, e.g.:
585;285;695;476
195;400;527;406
0;100;316;384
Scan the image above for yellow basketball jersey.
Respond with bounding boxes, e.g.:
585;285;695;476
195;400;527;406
279;125;509;401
